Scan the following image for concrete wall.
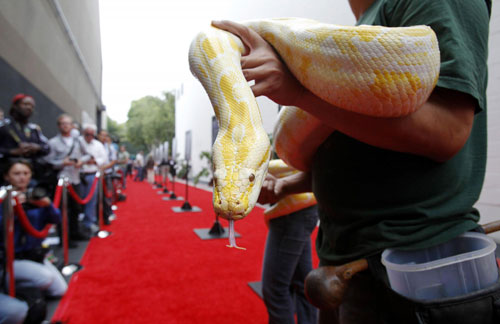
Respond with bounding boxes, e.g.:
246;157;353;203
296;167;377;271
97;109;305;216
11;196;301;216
0;0;102;136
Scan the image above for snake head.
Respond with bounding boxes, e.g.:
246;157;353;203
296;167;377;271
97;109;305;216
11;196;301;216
212;150;270;220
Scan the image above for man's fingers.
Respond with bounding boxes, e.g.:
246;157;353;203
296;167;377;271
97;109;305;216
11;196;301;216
251;80;271;98
212;20;263;55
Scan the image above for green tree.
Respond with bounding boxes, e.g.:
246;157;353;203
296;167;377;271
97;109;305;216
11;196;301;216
126;91;175;151
107;116;126;143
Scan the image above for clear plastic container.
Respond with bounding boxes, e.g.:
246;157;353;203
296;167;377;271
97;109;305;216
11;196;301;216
381;232;498;300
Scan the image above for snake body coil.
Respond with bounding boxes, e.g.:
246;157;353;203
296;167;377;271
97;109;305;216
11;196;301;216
188;18;440;220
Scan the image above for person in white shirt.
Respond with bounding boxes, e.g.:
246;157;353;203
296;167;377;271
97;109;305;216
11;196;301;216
133;150;145;182
79;124;106;236
45;114;87;242
98;130;117;224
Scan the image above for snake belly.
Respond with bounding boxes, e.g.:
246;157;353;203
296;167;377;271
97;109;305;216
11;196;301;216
188;18;440;219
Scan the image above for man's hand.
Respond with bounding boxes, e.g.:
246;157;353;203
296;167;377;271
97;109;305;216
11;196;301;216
211;20;305;106
10;142;40;156
86;157;96;165
258;173;286;205
62;157;76;167
28;197;52;208
22;142;41;155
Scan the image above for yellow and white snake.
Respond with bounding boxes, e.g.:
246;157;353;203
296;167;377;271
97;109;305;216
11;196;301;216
188;18;440;247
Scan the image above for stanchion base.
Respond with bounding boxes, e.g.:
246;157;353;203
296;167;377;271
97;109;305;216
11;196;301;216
109;214;117;221
157;191;164;194
162;196;184;201
248;281;263;299
111;205;118;211
162;188;170;194
181;201;192;210
172;206;201;213
61;263;83;277
193;227;240;240
96;230;112;239
170;193;177;199
156;184;163;189
209;221;225;235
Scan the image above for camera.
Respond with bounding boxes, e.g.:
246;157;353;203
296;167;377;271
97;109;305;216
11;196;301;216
25;186;48;201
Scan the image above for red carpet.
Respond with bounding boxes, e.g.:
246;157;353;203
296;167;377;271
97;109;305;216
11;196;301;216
52;179;318;324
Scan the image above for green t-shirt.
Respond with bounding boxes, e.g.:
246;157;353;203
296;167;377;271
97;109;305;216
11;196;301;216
313;0;491;265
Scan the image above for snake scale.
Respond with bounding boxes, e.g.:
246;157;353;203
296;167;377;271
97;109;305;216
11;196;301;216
188;18;440;247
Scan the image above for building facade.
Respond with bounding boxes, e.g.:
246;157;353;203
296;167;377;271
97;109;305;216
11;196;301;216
0;0;103;137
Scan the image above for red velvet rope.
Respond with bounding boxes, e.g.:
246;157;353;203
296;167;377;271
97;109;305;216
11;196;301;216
52;183;63;208
67;175;99;205
13;196;52;239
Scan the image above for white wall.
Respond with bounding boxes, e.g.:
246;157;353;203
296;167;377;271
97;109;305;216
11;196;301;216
477;3;500;240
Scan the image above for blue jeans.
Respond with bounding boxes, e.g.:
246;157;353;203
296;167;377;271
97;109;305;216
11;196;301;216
262;205;319;324
81;173;98;229
0;294;28;324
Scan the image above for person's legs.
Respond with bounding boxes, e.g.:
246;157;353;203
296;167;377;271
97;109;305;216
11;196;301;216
82;174;98;231
12;260;53;290
121;167;127;188
262;206;318;324
42;259;67;297
290;208;319;324
103;174;113;224
262;217;297;324
0;293;28;324
68;183;84;239
133;167;140;181
139;167;145;181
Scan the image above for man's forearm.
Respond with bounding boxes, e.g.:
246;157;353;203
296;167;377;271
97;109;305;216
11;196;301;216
295;87;475;162
280;171;313;196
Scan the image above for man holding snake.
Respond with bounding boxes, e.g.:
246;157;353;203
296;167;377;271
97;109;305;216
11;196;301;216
213;0;491;323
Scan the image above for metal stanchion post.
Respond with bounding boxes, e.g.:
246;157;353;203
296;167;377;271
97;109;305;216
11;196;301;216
170;175;177;199
2;186;16;297
96;172;111;239
162;166;170;194
61;178;83;276
60;178;68;265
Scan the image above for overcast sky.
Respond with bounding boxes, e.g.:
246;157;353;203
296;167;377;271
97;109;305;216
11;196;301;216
99;0;355;124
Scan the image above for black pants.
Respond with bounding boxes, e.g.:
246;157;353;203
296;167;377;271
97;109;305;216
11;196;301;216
57;183;83;241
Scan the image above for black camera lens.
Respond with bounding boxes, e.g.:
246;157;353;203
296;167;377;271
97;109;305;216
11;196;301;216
26;186;47;200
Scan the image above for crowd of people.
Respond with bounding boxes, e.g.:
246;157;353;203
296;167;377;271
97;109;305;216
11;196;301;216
0;93;134;323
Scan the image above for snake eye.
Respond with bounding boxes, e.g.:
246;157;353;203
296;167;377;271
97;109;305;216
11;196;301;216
249;174;255;182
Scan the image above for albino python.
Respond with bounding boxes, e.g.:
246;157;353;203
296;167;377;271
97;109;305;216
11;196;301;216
188;18;440;248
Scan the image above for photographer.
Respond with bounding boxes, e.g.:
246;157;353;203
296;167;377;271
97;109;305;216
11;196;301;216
45;114;87;243
0;159;67;298
0;94;50;185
